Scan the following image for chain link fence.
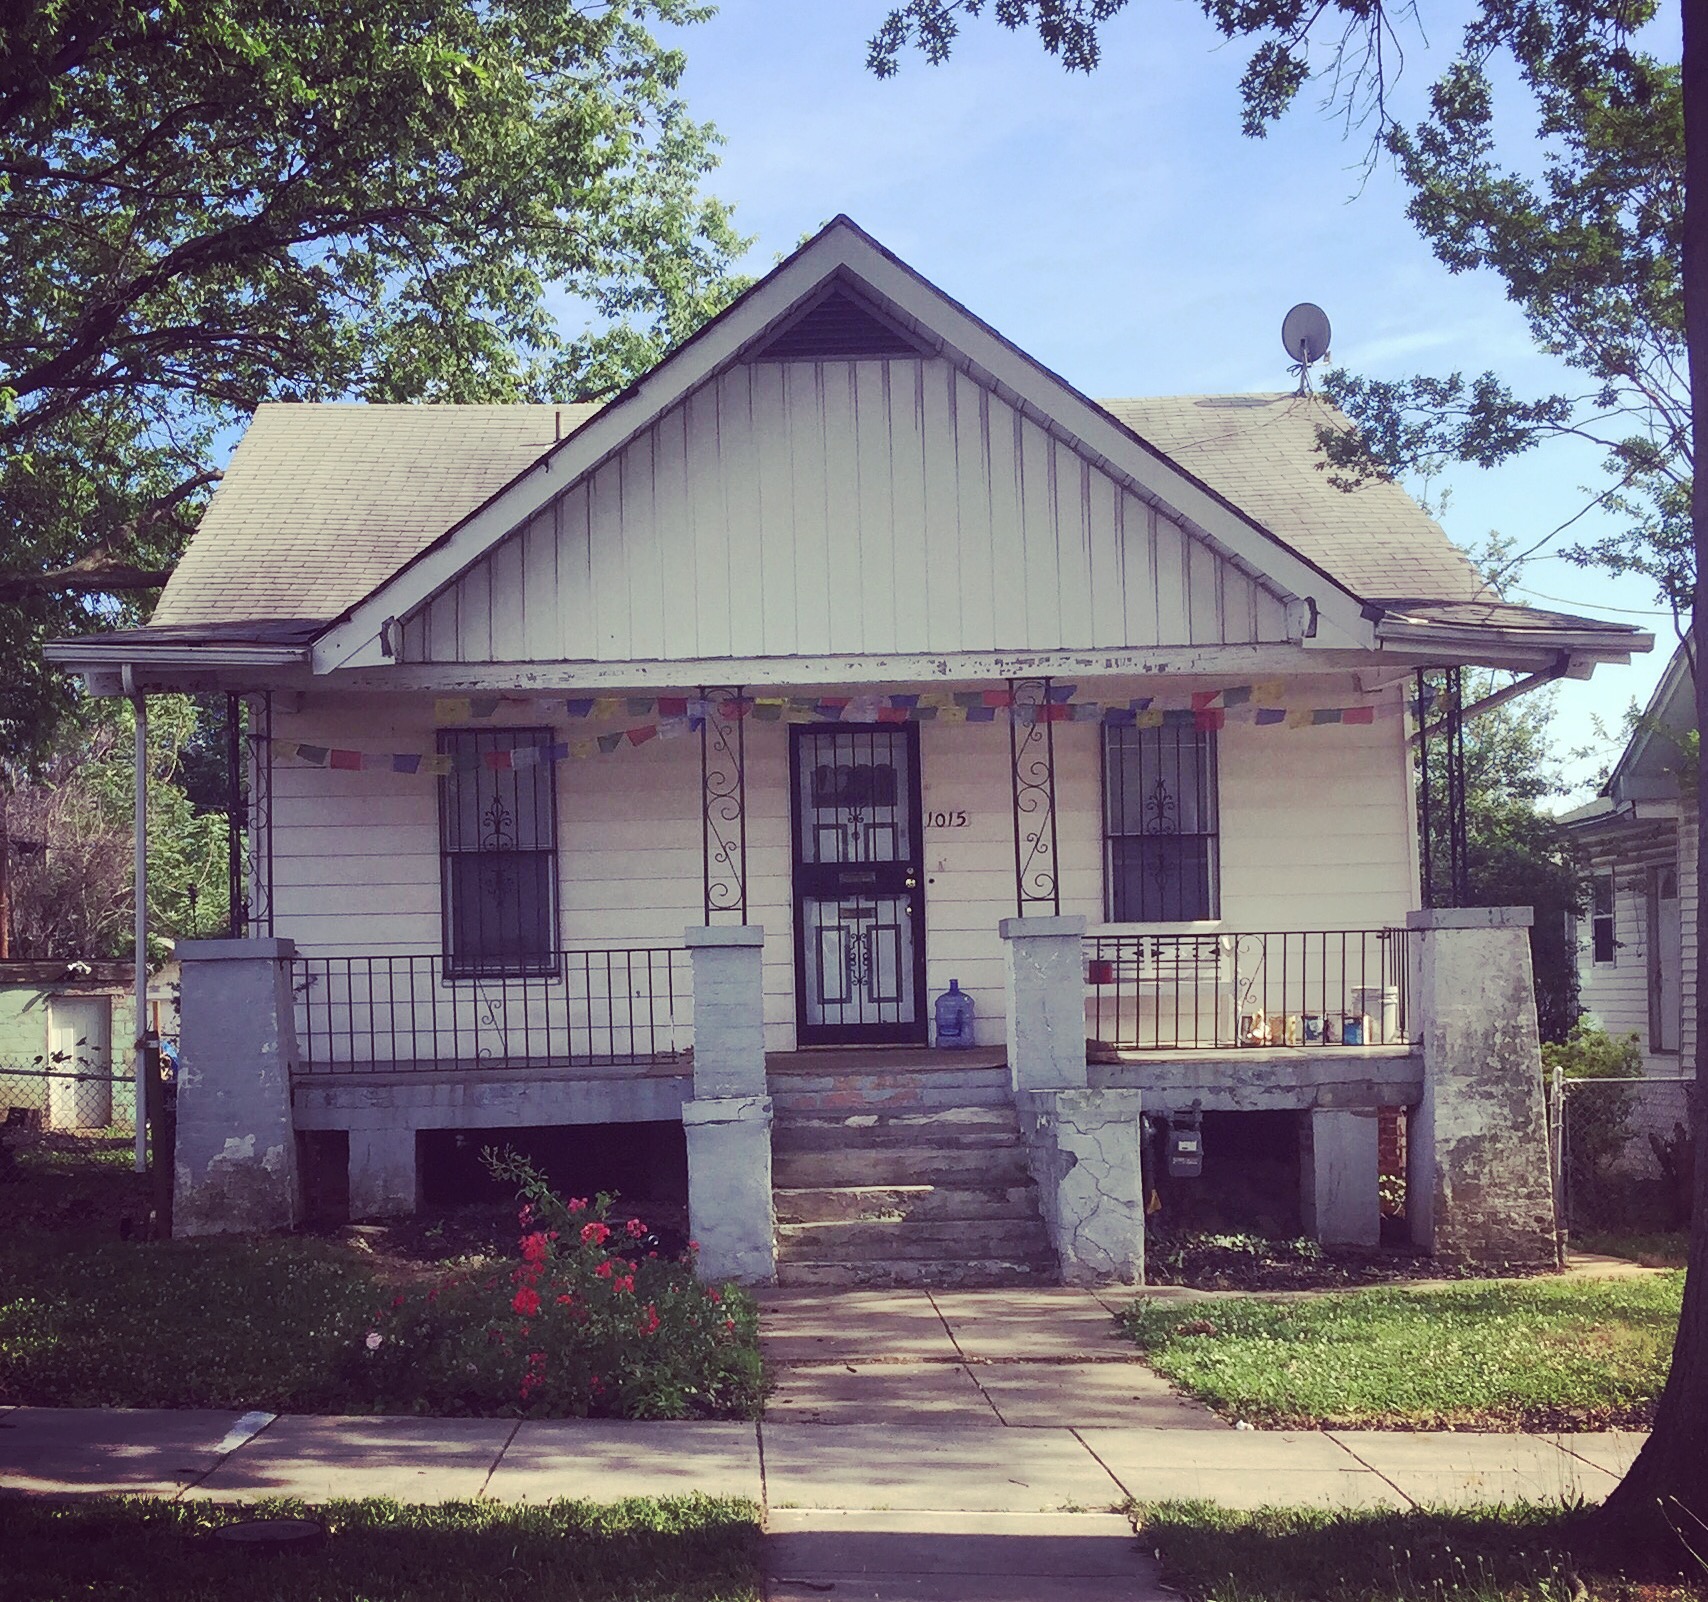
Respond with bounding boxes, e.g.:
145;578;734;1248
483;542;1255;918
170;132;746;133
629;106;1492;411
1548;1071;1696;1237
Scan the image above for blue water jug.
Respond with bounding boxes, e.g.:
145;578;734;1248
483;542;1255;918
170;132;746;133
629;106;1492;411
933;979;976;1049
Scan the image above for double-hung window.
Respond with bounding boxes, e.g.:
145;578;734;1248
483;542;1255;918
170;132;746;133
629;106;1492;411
1103;724;1220;921
438;727;557;978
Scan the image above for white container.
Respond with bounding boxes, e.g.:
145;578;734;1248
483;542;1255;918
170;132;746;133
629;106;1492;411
1352;985;1401;1045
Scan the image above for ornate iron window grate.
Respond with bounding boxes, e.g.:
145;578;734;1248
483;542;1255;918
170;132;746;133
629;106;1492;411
438;726;558;979
1103;723;1220;921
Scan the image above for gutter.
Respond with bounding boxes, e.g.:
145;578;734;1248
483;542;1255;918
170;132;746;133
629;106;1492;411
45;641;308;671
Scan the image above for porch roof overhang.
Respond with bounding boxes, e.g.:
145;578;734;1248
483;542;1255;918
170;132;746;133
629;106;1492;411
1366;597;1651;675
48;602;1650;698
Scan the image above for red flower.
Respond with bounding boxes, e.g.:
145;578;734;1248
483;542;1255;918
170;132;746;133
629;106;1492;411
567;1197;589;1213
614;1274;635;1295
625;1218;648;1238
556;1292;575;1305
596;1260;614;1279
707;1288;722;1305
638;1303;660;1336
518;1204;533;1227
512;1286;541;1317
580;1221;611;1246
520;1232;550;1264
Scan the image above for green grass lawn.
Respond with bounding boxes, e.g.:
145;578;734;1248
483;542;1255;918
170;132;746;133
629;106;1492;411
0;1227;763;1417
1132;1503;1705;1601
0;1495;761;1602
1117;1274;1683;1430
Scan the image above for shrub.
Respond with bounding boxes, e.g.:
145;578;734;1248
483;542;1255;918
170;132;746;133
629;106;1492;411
1543;1022;1641;1229
351;1153;763;1419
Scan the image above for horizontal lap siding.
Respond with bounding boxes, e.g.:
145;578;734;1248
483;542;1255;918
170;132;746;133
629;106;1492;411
400;359;1294;665
271;679;1414;1054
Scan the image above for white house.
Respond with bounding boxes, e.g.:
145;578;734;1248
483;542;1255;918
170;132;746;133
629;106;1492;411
50;218;1648;1283
1564;643;1696;1154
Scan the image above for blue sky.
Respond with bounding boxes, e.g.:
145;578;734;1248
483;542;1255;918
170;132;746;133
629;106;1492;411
651;0;1680;797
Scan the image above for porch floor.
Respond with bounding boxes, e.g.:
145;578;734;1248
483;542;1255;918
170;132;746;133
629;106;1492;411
766;1047;1007;1076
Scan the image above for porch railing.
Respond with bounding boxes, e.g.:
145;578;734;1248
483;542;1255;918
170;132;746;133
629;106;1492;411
291;947;691;1073
1084;929;1409;1052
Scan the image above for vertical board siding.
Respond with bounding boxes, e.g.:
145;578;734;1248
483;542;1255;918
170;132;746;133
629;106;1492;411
271;678;1412;1055
404;358;1294;664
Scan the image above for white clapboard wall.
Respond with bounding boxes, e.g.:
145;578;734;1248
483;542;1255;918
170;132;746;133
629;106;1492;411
397;358;1295;667
269;678;1413;1052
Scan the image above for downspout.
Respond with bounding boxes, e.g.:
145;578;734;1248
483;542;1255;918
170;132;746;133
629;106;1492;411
123;666;148;1176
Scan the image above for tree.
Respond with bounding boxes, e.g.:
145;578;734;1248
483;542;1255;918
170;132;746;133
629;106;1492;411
5;697;228;963
0;0;746;762
867;0;1708;1560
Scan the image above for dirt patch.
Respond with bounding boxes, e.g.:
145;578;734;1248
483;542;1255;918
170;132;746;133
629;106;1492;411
1145;1229;1556;1291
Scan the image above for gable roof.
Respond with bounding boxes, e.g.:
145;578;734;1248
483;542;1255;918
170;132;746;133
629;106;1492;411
66;215;1647;680
152;388;1492;634
306;217;1382;670
1604;640;1695;802
152;402;599;629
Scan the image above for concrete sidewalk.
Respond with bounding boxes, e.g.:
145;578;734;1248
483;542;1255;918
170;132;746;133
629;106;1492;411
0;1402;1649;1511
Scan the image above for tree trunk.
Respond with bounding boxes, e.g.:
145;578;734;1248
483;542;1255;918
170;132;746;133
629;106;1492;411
1597;0;1708;1565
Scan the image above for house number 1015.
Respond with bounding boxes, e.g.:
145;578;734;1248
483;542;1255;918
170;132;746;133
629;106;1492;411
926;810;969;829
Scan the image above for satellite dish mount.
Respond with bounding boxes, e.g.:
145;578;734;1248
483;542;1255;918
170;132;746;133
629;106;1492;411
1281;303;1332;395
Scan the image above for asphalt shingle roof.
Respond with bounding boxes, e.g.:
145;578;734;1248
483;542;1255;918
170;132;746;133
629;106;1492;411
151;390;1486;631
1100;394;1487;604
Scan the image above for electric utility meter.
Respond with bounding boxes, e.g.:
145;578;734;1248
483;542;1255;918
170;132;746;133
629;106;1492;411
1167;1113;1204;1179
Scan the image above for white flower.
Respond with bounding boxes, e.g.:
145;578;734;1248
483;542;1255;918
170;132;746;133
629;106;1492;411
365;1330;383;1351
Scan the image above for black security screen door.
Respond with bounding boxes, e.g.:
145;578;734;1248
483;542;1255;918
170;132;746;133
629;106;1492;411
791;725;927;1046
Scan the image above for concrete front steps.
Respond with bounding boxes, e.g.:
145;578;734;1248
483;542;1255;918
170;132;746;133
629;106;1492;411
768;1054;1056;1288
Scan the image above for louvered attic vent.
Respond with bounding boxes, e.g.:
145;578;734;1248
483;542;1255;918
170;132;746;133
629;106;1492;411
747;286;929;361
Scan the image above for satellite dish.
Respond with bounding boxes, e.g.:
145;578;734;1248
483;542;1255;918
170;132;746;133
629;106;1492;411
1281;302;1332;364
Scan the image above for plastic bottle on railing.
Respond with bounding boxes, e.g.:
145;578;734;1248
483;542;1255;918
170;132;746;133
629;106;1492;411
933;979;977;1049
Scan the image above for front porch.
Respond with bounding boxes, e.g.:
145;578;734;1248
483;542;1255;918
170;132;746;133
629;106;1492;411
173;903;1557;1287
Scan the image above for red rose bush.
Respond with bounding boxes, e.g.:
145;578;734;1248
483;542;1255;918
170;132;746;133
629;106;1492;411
352;1153;762;1419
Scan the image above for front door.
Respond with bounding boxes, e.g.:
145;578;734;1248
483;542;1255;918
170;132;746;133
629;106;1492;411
791;725;927;1045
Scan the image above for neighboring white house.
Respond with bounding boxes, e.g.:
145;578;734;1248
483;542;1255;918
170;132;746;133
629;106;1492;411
50;217;1649;1283
1564;642;1696;1152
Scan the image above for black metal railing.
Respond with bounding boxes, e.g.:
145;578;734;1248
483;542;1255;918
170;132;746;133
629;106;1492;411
1084;929;1409;1052
291;947;691;1073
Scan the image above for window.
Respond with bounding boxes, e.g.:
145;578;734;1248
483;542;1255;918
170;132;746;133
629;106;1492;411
1591;875;1616;965
1103;724;1219;921
438;727;557;977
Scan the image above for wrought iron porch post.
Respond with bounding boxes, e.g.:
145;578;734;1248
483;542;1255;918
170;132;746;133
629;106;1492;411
700;686;749;924
1416;669;1433;908
1444;666;1469;906
246;691;275;937
224;691;275;938
1415;667;1469;909
1008;676;1061;916
225;691;245;936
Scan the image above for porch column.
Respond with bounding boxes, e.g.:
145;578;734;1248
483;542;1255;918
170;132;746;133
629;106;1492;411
349;1126;419;1219
1002;915;1145;1283
173;937;301;1236
683;924;774;1283
1405;907;1556;1265
1301;1108;1381;1247
1000;915;1089;1091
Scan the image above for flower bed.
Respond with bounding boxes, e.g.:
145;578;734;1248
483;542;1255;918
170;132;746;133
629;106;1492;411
0;1152;764;1420
354;1156;763;1419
